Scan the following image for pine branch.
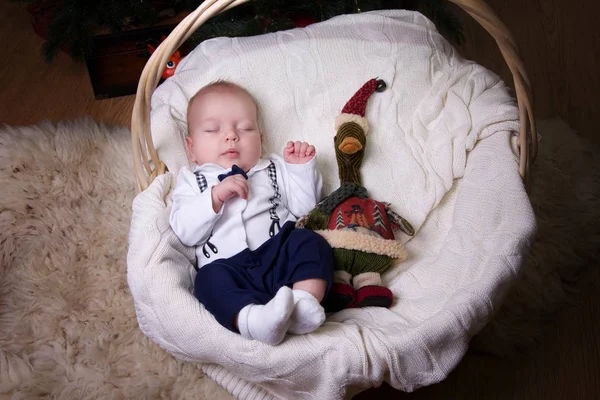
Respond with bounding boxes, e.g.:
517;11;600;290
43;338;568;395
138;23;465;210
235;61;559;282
15;0;464;62
188;16;262;44
420;0;465;44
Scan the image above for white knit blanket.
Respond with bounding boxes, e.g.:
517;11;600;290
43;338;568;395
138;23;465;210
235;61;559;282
127;10;536;399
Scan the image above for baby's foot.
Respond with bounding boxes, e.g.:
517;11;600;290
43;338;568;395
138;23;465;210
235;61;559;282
238;286;294;345
288;289;326;335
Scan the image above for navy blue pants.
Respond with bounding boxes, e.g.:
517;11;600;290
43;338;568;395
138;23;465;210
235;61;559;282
194;222;334;332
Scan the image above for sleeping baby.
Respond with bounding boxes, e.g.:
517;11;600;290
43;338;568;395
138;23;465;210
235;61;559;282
169;81;334;345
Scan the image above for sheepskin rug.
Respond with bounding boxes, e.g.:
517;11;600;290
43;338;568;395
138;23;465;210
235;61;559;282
0;118;598;398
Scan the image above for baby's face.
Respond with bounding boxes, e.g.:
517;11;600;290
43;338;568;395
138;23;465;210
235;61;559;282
187;87;262;171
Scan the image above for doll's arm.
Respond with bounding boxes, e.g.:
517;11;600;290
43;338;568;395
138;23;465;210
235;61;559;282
385;203;415;236
299;207;330;230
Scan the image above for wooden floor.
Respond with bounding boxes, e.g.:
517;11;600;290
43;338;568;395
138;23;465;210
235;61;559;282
448;0;600;146
0;2;134;127
1;1;599;399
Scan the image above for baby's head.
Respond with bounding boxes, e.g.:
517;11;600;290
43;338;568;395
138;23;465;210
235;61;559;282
186;81;263;171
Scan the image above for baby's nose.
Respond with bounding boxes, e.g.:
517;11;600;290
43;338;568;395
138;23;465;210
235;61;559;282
225;130;239;141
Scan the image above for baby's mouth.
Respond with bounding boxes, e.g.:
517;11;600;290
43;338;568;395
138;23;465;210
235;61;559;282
222;148;240;157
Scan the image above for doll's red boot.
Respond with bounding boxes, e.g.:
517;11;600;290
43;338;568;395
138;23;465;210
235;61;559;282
322;282;356;313
354;285;394;308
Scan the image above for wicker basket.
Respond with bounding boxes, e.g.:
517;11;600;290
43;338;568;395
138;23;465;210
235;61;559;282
131;0;536;192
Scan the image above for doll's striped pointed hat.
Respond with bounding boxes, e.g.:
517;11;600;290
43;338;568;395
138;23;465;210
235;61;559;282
335;78;386;135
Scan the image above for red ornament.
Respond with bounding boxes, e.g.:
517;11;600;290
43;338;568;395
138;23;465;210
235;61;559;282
147;35;184;80
291;14;317;28
26;2;72;55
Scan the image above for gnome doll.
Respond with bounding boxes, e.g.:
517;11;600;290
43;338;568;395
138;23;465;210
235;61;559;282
298;79;415;312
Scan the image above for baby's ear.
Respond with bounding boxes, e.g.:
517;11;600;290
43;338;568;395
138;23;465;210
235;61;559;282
185;136;196;163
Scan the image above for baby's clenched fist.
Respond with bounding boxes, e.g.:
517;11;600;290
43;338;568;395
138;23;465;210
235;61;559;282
211;175;248;212
283;141;316;164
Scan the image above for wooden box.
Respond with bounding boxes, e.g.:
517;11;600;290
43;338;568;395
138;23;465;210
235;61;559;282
86;13;189;100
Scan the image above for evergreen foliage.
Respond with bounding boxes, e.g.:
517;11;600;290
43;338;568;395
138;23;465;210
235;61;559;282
15;0;463;63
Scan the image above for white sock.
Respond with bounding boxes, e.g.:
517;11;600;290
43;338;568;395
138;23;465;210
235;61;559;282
237;286;294;345
288;289;326;335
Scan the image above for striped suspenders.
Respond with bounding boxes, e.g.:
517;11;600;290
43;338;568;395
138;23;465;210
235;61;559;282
193;160;282;260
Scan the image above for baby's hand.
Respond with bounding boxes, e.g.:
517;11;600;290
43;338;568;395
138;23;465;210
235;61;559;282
211;175;248;212
283;141;316;164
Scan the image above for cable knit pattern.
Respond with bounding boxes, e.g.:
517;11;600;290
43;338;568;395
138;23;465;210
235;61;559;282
128;10;536;399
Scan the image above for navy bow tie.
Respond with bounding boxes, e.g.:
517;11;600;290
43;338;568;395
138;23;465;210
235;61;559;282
218;164;248;182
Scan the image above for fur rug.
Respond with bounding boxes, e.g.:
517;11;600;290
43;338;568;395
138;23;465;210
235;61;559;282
0;118;598;398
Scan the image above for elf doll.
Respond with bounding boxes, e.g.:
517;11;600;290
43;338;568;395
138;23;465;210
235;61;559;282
298;79;415;312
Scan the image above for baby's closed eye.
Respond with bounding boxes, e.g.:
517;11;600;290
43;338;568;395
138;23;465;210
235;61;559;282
203;126;219;133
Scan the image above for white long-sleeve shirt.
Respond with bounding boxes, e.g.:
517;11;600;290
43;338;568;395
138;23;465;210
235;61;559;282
170;154;322;268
